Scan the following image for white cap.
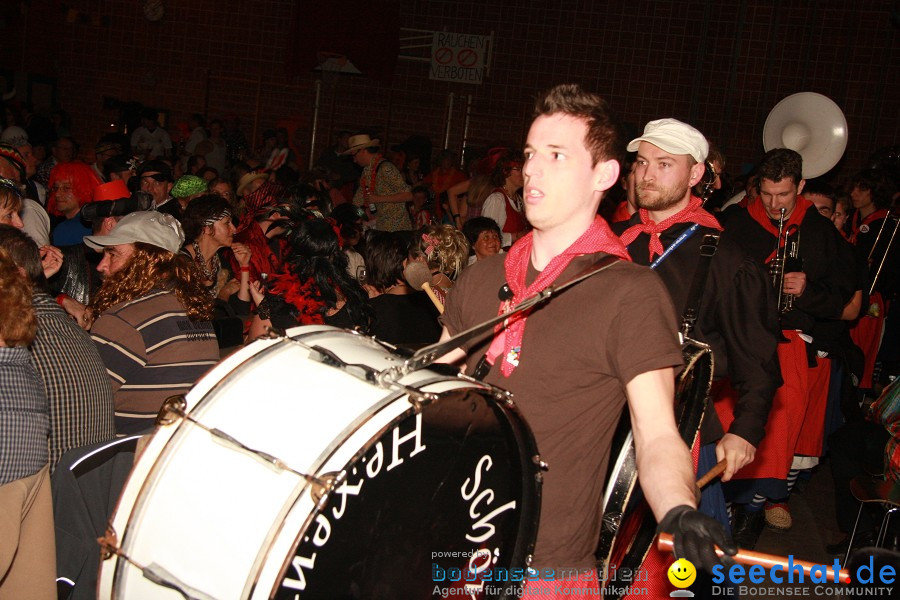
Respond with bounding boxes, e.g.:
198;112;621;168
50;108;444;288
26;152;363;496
84;210;184;254
627;118;709;163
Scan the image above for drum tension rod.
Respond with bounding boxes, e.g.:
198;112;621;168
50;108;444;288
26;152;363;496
98;527;217;600
158;397;343;499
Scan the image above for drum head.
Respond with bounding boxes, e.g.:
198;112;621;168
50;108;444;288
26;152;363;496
272;387;540;600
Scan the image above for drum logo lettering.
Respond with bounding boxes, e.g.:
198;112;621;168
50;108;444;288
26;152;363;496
279;413;427;594
458;453;517;595
461;454;516;544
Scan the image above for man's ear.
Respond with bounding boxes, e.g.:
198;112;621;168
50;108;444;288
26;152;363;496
688;161;706;188
594;159;620;193
797;179;806;195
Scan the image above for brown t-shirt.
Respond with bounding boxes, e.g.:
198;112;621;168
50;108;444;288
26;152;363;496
443;252;683;570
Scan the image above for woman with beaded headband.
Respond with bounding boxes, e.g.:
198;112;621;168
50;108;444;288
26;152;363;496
180;194;253;303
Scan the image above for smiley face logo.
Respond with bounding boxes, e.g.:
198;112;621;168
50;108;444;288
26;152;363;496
667;558;697;588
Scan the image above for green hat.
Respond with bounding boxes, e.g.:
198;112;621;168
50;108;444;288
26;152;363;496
171;175;208;199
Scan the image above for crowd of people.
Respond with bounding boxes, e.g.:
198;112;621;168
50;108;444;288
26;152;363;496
0;86;898;597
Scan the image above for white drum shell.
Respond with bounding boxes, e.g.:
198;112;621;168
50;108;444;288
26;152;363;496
98;326;486;600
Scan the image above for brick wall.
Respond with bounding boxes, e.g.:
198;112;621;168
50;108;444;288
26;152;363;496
1;0;897;182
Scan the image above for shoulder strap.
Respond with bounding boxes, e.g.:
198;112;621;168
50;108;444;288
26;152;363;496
680;234;720;337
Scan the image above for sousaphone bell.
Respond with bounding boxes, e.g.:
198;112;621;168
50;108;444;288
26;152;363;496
763;92;849;178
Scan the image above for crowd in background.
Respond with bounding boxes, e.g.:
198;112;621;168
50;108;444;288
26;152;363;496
0;95;899;596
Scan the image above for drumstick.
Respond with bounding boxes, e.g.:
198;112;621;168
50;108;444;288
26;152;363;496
696;459;727;489
657;533;851;584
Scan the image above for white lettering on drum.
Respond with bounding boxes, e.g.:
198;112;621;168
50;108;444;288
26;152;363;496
460;454;517;544
331;478;363;519
277;414;431;595
460;455;492;500
466;500;516;543
366;441;383;478
281;552;317;591
312;514;331;546
387;413;427;471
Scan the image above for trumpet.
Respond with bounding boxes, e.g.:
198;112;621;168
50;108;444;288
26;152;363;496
769;208;802;314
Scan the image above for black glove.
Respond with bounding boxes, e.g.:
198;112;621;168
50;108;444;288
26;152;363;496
657;505;738;573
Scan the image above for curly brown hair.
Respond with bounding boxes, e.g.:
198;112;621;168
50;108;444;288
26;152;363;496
0;247;36;346
90;242;213;323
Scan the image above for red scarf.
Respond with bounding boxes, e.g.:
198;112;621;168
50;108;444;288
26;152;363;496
618;196;722;261
850;208;889;244
747;194;812;263
491;216;630;377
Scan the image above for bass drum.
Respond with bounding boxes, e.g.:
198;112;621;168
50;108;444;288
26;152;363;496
98;326;541;600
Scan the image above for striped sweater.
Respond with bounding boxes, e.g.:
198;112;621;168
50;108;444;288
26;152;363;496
90;290;219;435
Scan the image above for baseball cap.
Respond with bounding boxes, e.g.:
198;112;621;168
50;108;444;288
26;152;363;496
83;210;185;254
627;118;709;163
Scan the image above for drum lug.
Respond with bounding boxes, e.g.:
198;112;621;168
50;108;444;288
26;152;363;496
310;471;345;506
493;390;515;408
532;455;549;471
156;395;187;426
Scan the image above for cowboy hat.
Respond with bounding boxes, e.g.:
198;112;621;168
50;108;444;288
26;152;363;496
341;134;380;155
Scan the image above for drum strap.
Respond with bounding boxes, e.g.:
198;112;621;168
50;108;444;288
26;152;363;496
679;234;720;338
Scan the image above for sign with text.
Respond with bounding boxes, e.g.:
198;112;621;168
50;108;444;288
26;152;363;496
430;31;489;84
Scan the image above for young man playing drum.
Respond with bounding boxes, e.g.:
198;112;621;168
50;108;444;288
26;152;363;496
439;84;736;595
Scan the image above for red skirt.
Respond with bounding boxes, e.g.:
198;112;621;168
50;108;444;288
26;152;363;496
849;292;886;389
794;356;830;456
714;331;809;480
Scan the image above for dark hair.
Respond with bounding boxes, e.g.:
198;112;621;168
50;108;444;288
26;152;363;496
489;151;523;188
286;218;372;331
462;217;502;248
186;154;205;174
285;182;330;216
802;179;837;205
364;231;408;291
190;114;206;128
137;159;173;181
181;194;233;241
103;154;133;180
533;83;625;167
196;166;219;180
757;148;803;185
0;224;45;289
850;169;895;210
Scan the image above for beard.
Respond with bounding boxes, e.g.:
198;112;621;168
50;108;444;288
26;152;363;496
635;181;687;211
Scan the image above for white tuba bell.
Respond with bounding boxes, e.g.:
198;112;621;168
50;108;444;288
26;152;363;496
763;92;849;179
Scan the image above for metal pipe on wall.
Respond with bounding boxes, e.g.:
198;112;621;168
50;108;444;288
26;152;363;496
309;80;322;169
460;94;473;167
443;92;455;150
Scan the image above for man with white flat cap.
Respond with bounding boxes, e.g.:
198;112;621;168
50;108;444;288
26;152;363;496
615;118;782;548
